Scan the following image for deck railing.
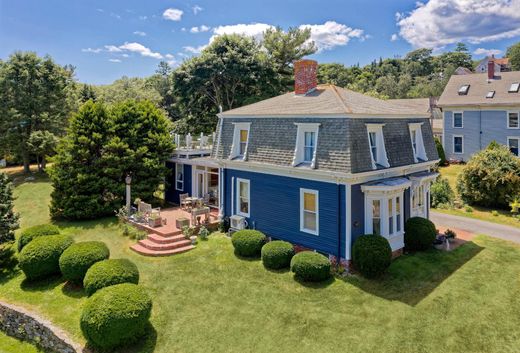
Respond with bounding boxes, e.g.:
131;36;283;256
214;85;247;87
174;133;215;151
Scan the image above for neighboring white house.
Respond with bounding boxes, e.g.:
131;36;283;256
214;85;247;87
475;56;511;73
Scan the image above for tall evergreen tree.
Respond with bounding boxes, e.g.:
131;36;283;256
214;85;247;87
0;172;19;244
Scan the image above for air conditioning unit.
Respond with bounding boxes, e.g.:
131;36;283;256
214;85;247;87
230;215;246;230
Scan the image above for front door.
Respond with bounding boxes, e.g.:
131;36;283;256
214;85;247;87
411;183;428;218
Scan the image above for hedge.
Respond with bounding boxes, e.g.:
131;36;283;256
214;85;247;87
59;241;110;284
261;241;295;269
404;217;437;251
18;224;60;252
290;251;331;282
83;259;139;296
18;234;73;280
80;283;152;350
231;230;266;257
352;235;392;278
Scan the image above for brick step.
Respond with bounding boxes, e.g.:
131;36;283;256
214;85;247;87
130;243;195;257
146;233;186;244
148;228;183;237
138;238;192;251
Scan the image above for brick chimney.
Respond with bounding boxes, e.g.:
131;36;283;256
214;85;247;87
488;59;495;80
294;59;318;95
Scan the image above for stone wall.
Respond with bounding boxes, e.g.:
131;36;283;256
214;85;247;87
0;301;83;353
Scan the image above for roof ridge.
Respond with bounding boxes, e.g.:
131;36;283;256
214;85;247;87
329;84;352;114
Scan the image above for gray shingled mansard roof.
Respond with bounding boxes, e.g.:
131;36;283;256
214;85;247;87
438;71;520;107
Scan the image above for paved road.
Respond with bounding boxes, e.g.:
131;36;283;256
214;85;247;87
431;211;520;244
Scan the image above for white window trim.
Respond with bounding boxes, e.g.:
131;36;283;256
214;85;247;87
300;188;319;235
229;122;251;161
453;135;464;154
507;136;520;157
452;111;463;129
292;123;320;168
408;123;427;163
236;178;250;217
507;111;520;129
175;163;184;191
366;124;389;169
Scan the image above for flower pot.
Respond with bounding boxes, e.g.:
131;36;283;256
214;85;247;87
189;235;197;245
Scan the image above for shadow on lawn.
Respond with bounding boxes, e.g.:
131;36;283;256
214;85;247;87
83;322;158;353
20;274;65;292
62;282;87;299
343;241;483;306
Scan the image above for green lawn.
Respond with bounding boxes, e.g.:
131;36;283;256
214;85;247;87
437;164;520;228
0;332;44;353
1;174;520;353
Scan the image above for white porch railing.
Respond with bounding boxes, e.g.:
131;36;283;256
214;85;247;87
173;132;215;151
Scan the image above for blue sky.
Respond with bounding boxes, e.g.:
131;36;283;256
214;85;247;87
1;0;520;84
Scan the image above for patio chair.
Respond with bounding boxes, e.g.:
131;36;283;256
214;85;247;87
203;193;211;206
180;193;190;210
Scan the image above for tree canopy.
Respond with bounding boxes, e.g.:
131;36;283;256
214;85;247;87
506;42;520;71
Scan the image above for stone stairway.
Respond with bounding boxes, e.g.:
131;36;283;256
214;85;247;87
130;230;195;257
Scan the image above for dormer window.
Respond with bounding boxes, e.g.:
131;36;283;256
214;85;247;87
229;122;251;160
292;123;320;168
458;85;470;95
408;123;427;162
509;83;520;93
486;91;495;98
366;124;389;169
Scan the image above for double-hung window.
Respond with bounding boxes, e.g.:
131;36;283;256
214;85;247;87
236;178;250;217
239;129;249;155
175;163;184;191
292;123;320;168
366;124;389;169
453;135;463;154
409;123;427;162
303;132;316;162
508;137;520;156
300;189;319;235
453;112;463;128
508;112;519;129
369;132;377;162
230;122;251;160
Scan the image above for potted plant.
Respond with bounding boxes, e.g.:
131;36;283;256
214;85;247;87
148;213;162;228
444;229;456;242
182;226;196;244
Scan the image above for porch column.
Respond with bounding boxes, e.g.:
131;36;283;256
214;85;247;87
218;168;224;219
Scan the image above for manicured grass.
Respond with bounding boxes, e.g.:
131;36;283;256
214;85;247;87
0;332;43;353
1;175;520;353
437;164;520;228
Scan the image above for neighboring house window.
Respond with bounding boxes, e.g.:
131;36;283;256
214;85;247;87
453;112;463;128
300;189;319;235
453;135;463;154
175;163;184;191
508;112;519;129
508;137;520;156
292;123;320;168
229;122;251;160
366;124;389;169
236;178;250;217
408;123;427;162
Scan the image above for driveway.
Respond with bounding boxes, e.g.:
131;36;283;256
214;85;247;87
431;211;520;245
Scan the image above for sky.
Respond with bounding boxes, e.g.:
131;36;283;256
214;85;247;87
1;0;520;84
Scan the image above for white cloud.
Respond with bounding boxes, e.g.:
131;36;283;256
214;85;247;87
192;5;203;14
109;59;122;63
190;25;211;33
181;27;187;32
165;54;175;59
397;0;520;48
299;21;366;52
110;12;121;20
163;8;183;21
139;15;148;20
211;23;274;42
133;31;146;37
104;45;123;52
391;34;399;42
183;45;207;54
82;47;102;53
474;47;503;56
122;54;129;58
96;8;104;13
118;42;163;59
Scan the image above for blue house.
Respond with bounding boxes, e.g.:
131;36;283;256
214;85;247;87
438;63;520;161
166;60;439;262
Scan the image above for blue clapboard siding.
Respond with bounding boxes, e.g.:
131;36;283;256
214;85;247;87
224;169;346;258
165;162;192;205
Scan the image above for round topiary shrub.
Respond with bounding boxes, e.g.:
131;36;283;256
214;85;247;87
404;217;437;251
59;241;110;284
83;259;139;296
231;230;266;257
352;235;392;278
18;224;60;252
261;241;295;269
80;283;152;350
290;251;331;282
18;234;73;280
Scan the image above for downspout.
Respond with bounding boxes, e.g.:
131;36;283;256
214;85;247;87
479;107;482;150
337;181;341;268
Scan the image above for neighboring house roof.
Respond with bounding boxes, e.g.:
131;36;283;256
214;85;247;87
387;98;431;115
437;71;520;107
495;58;510;66
454;67;473;75
219;84;431;117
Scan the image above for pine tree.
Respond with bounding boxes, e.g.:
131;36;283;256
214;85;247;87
0;172;19;244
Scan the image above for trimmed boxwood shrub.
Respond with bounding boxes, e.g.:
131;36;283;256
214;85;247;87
404;217;437;251
59;241;110;284
231;230;266;257
18;234;73;280
261;241;295;269
80;283;152;350
83;259;139;296
290;251;331;282
18;224;60;252
352;235;392;278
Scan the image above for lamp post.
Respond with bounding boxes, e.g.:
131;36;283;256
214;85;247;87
125;175;132;216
